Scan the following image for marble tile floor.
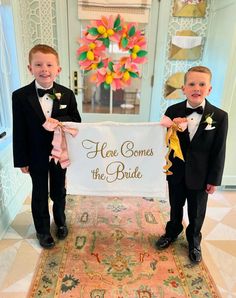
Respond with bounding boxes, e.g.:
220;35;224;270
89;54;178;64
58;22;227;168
0;191;235;298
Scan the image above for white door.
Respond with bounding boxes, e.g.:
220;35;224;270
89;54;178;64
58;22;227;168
57;0;159;123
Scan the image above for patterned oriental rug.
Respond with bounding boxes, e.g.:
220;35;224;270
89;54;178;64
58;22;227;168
28;196;220;298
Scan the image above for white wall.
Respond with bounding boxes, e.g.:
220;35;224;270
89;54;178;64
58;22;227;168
0;143;31;238
203;0;236;186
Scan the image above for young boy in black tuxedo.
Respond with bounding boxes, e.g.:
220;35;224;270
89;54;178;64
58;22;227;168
156;66;228;263
12;44;81;248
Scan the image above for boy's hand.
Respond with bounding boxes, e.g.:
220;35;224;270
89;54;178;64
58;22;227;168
21;166;29;174
47;117;60;124
46;117;63;127
206;184;216;194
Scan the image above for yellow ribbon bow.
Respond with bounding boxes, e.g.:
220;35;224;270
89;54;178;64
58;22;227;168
160;116;188;175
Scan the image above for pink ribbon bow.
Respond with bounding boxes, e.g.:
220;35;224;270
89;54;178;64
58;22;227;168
43;119;78;169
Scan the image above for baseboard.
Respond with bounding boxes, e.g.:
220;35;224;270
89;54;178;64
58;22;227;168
221;174;236;187
220;185;236;190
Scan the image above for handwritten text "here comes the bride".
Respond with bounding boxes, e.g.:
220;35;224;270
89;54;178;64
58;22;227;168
82;139;154;183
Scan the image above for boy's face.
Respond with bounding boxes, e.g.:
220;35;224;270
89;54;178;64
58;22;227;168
28;52;61;88
182;71;212;107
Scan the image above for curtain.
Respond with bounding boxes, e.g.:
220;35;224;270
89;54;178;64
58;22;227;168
0;5;20;132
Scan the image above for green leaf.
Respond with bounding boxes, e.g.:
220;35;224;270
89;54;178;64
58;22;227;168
78;52;87;61
97;61;104;68
103;38;110;48
108;62;114;71
128;26;136;37
114;15;121;28
129;72;139;78
83;70;91;75
115;25;122;32
120;66;126;72
137;50;147;57
103;82;110;89
121;37;128;48
88;27;99;35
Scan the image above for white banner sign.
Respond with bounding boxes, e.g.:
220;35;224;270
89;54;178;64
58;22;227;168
65;122;167;197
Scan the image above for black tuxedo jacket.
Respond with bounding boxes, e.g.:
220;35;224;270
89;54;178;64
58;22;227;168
12;80;81;171
165;99;228;189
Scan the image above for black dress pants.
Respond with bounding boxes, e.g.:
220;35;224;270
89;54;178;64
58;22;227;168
166;178;208;248
30;160;66;234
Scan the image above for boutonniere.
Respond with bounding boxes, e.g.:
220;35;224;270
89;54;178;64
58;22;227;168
49;89;63;101
203;113;216;130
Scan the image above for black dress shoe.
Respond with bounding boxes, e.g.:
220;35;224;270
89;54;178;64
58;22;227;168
36;233;55;249
189;247;202;263
156;234;177;250
56;225;68;240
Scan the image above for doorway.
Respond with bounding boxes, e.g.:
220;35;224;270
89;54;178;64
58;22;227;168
56;0;159;122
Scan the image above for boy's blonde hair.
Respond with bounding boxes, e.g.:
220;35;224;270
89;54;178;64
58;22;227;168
29;44;59;64
184;66;212;83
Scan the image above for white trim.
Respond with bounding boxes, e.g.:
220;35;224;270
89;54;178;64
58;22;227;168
150;0;172;121
55;0;70;87
221;24;236;186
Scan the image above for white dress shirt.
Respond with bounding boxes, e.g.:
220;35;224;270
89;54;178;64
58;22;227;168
35;81;53;119
186;100;205;141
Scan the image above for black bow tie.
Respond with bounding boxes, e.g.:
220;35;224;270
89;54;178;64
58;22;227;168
37;88;54;97
185;106;203;116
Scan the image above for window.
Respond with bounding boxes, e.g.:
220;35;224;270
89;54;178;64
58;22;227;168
0;4;20;141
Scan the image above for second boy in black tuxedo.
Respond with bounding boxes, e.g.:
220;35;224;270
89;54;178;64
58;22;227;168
156;66;228;263
12;44;81;248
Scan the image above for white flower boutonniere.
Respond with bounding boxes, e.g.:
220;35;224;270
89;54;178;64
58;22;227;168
203;113;216;130
49;89;63;101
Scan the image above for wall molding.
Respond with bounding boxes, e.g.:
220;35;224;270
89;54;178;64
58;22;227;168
0;145;31;239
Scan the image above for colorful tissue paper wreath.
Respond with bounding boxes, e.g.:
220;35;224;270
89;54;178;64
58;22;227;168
77;15;148;90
